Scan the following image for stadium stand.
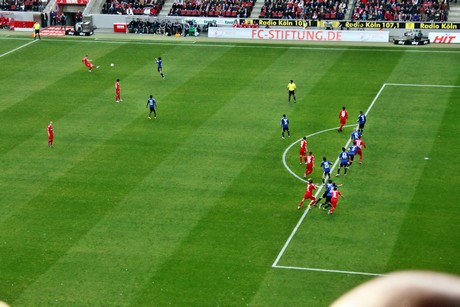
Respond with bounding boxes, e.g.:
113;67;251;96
450;1;460;22
167;0;256;18
125;17;213;35
102;0;165;16
0;0;453;28
0;0;49;11
350;0;450;21
258;0;347;20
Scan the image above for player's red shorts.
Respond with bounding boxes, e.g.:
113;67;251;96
340;118;347;125
356;148;362;156
331;198;338;208
303;192;314;200
300;148;306;156
306;163;313;173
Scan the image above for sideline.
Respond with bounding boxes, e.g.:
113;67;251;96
0;39;36;58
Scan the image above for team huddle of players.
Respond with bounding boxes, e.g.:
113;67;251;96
297;107;367;215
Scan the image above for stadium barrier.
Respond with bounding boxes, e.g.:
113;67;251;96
1;10;460;43
208;27;390;42
9;20;35;31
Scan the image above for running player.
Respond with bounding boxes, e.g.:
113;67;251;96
338;106;348;132
298;178;317;209
156;57;165;79
304;152;315;178
336;147;349;176
320;157;333;184
299;136;307;164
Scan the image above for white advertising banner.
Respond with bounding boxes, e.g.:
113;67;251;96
428;32;460;44
208;28;389;42
183;17;236;26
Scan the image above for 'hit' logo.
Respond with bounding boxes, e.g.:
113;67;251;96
432;35;456;43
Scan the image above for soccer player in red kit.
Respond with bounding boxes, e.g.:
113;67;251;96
47;121;54;147
304;152;315;178
298;178;317;209
115;79;121;102
355;136;367;164
338;106;348;132
299;136;307;164
82;55;99;72
328;186;344;214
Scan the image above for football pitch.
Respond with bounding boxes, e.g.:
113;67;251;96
0;34;459;306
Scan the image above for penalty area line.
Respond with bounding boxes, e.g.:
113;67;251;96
273;265;384;277
273;83;388;271
274;124;356;269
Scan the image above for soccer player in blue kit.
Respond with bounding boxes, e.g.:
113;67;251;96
320;157;333;184
317;180;343;209
336;147;350;177
350;128;362;142
357;111;367;133
315;179;334;207
156;57;165;79
280;114;290;139
348;142;359;166
146;95;157;119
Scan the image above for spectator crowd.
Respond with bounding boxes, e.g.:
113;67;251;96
257;0;449;21
168;0;256;18
0;0;48;11
126;18;215;35
0;0;452;23
102;0;165;16
259;0;347;20
351;0;449;22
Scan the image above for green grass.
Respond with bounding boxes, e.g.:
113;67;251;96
0;35;459;306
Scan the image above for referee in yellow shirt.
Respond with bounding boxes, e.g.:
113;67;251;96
33;22;41;40
287;80;296;103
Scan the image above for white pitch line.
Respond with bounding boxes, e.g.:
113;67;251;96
280;82;393;185
274;265;384;277
282;124;355;183
385;83;460;88
273;125;355;268
273;83;388;273
0;40;37;58
275;82;459;276
274;124;359;268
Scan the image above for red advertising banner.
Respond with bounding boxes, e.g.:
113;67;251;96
113;23;127;33
56;0;88;5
